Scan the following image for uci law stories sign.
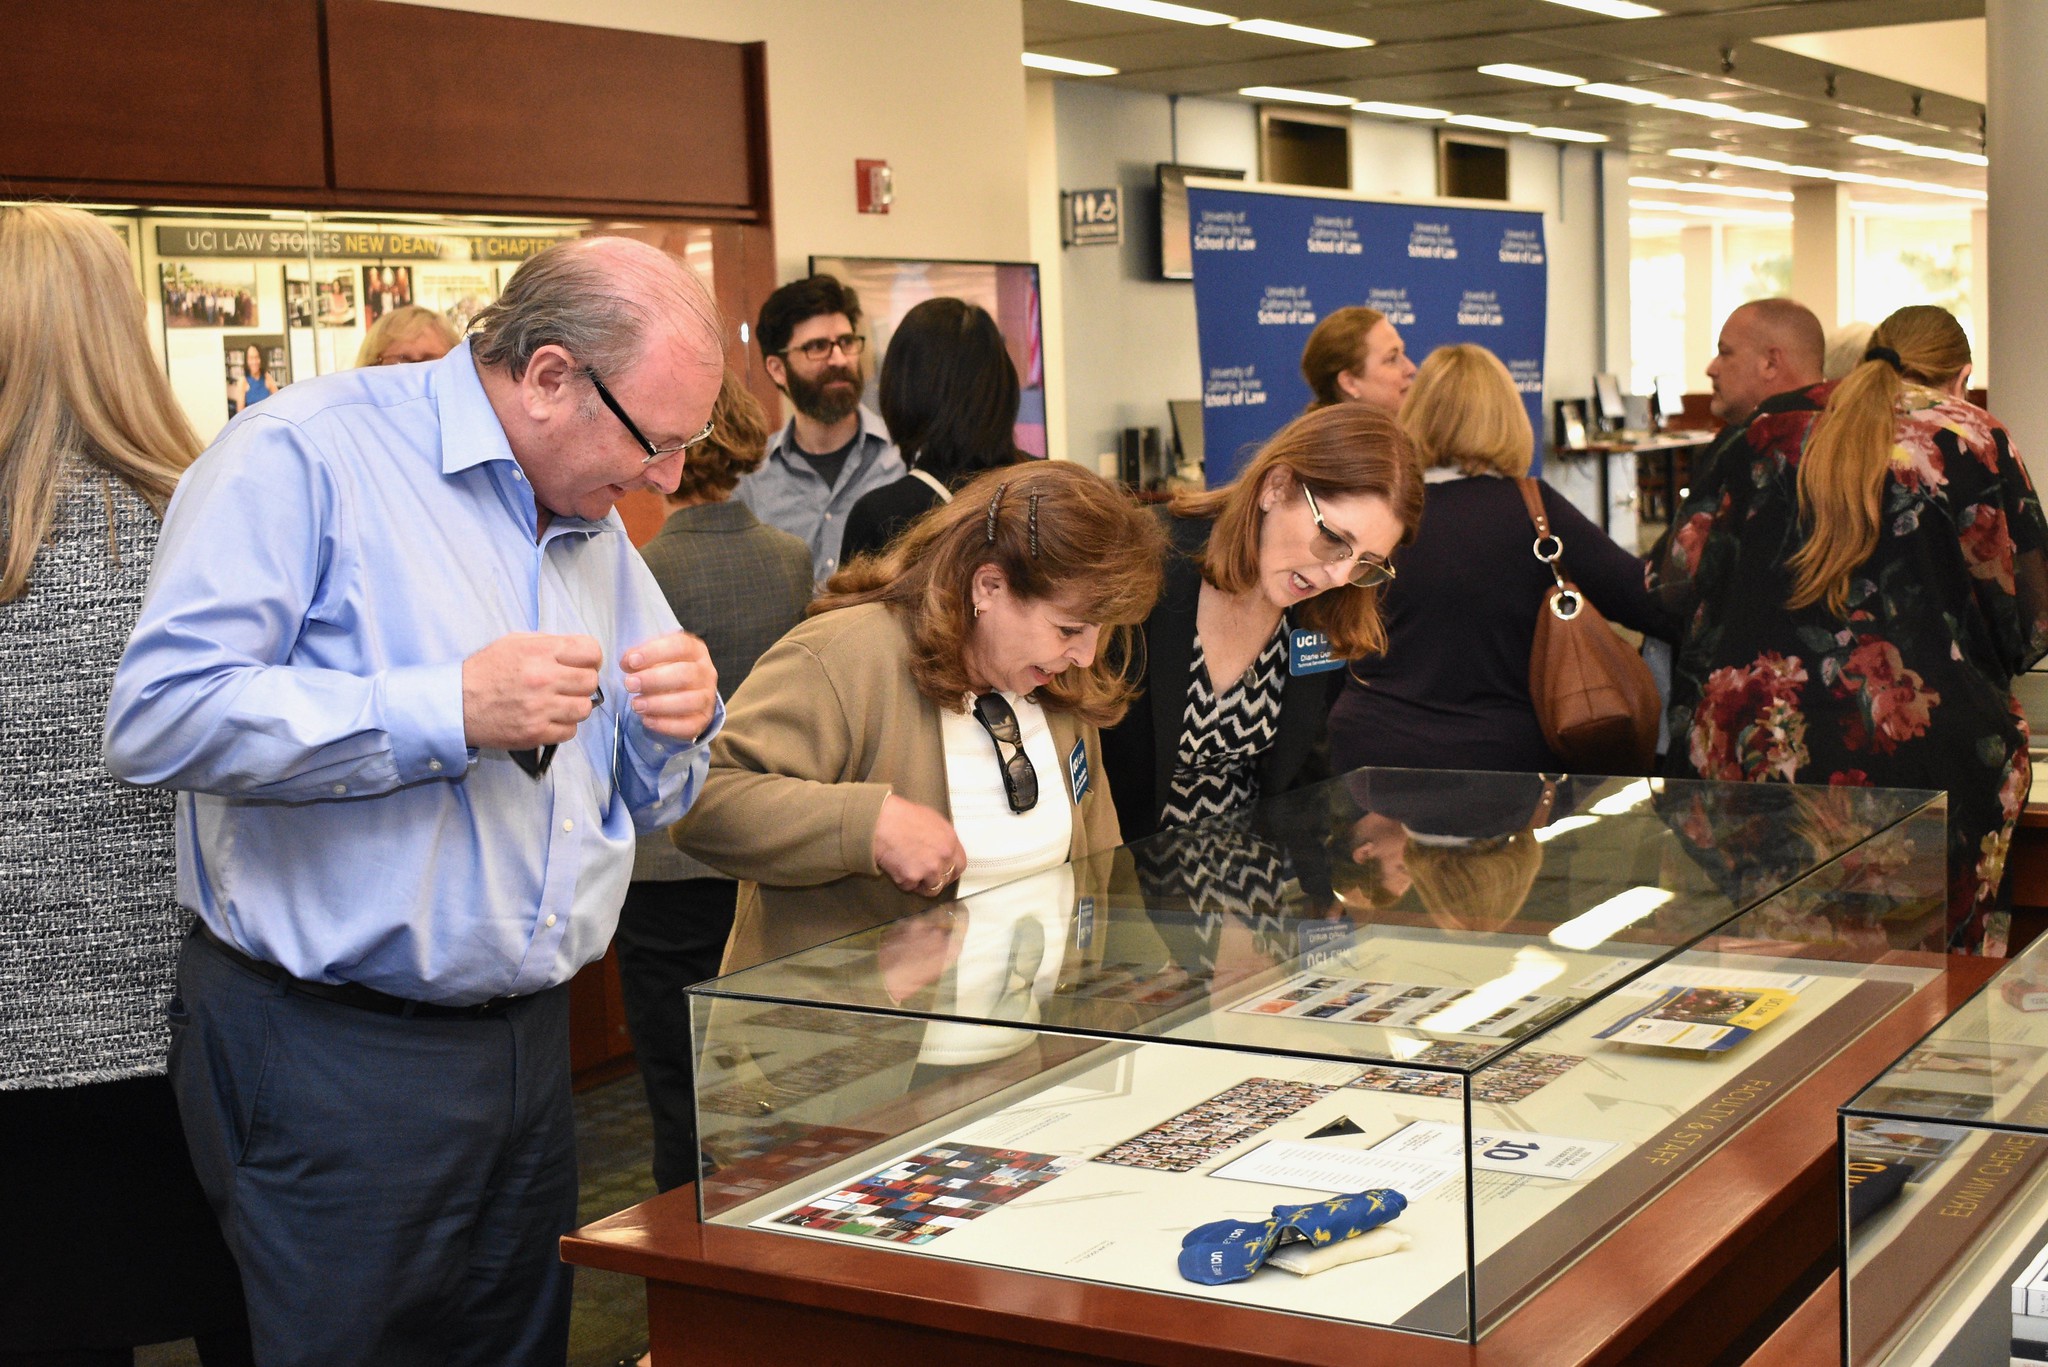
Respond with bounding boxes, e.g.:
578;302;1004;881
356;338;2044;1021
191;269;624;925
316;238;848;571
1186;180;1548;483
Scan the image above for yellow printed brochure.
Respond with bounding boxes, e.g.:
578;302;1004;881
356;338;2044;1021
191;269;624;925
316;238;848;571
1593;985;1796;1053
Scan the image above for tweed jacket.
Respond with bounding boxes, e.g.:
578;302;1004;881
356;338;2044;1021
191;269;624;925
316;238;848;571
632;500;813;882
3;463;182;1089
673;601;1124;972
1097;510;1341;844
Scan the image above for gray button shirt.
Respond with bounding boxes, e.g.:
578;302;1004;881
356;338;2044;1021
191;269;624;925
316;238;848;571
734;405;902;584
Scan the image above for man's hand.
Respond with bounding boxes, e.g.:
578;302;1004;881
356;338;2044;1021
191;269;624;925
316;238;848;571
873;793;969;897
462;634;602;750
622;631;719;743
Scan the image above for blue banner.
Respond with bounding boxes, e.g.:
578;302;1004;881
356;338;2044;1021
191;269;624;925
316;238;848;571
1187;183;1548;483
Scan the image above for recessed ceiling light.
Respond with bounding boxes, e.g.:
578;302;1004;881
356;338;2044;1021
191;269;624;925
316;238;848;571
1629;199;1791;222
1629;176;1793;201
1668;147;1986;201
1353;100;1449;120
1446;114;1537;133
1478;63;1585;87
1022;52;1120;76
1239;85;1357;107
1576;82;1667;105
1229;17;1371;48
1540;0;1663;18
1533;126;1610;143
1655;98;1807;130
1850;133;1989;167
1066;0;1235;24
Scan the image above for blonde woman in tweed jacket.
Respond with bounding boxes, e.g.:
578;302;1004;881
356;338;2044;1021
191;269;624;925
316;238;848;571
0;205;250;1364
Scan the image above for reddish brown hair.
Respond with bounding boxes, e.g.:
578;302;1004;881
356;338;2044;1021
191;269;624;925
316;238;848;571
1300;305;1388;410
814;461;1166;726
1171;404;1424;657
668;369;771;503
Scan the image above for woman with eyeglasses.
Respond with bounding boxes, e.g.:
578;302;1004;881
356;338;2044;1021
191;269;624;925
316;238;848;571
673;458;1165;971
1327;344;1676;777
1097;402;1424;843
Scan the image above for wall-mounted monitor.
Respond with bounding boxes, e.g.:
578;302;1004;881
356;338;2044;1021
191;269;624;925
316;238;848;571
1157;163;1247;281
808;254;1048;457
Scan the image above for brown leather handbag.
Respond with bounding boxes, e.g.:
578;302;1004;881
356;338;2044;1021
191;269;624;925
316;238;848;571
1517;478;1660;775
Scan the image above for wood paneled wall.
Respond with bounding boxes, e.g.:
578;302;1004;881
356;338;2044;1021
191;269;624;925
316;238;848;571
0;0;769;222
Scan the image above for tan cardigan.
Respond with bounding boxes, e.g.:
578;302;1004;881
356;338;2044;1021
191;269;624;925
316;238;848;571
673;601;1125;972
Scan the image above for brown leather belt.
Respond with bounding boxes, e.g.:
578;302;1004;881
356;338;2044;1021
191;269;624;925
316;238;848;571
192;921;519;1020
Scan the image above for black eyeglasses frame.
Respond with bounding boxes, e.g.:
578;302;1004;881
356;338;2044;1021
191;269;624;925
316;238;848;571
585;367;714;465
971;693;1040;814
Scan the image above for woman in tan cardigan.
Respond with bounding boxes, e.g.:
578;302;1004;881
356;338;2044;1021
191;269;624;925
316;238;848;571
675;459;1167;971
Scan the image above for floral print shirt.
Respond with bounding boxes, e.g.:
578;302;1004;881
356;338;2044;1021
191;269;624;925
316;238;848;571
1652;380;2048;951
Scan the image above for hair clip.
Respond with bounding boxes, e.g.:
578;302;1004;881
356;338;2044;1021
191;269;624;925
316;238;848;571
985;482;1009;543
1863;345;1904;374
1027;493;1041;557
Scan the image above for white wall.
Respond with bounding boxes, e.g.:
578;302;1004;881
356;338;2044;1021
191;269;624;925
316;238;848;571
1047;81;1628;499
390;0;1032;284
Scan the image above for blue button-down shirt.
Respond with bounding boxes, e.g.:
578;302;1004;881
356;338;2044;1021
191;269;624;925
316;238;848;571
105;341;720;1005
734;404;901;584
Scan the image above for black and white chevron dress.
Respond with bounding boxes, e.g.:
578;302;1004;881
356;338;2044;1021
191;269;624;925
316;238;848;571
1158;619;1287;829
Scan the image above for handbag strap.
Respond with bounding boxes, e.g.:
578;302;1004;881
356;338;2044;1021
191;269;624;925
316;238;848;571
1517;477;1581;617
908;467;954;503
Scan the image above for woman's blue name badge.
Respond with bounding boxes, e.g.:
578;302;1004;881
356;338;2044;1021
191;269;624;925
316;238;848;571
1068;738;1091;802
1288;628;1340;675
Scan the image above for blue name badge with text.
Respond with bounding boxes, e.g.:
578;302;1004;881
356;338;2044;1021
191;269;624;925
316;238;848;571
1288;628;1340;676
1067;738;1091;802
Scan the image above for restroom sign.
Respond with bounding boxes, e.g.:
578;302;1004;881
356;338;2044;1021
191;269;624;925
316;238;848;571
1063;187;1123;247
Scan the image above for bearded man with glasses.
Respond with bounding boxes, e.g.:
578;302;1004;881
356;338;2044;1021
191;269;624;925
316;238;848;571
734;273;904;584
105;235;725;1366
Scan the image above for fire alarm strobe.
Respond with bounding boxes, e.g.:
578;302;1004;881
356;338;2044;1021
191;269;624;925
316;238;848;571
856;159;893;214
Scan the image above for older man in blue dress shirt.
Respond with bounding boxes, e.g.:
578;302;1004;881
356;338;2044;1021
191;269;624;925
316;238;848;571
105;236;725;1367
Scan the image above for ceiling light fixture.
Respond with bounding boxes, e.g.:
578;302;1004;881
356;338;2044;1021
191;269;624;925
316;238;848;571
1629;176;1793;201
1539;0;1664;18
1478;62;1585;87
1533;126;1610;143
1022;52;1120;76
1066;0;1235;24
1229;17;1372;47
1656;97;1807;129
1575;82;1667;105
1239;85;1357;107
1446;113;1537;133
1629;199;1792;222
1669;147;1986;201
1850;133;1989;167
1353;100;1450;120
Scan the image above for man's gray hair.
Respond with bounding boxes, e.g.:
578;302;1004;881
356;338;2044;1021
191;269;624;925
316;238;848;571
470;236;722;379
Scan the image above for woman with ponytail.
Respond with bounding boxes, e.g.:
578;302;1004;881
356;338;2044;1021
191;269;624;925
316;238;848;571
1654;304;2048;953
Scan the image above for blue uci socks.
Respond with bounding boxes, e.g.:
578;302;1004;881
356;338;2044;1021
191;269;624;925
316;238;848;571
1177;1188;1409;1285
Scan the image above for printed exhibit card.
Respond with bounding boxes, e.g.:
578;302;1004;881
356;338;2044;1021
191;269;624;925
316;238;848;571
1594;986;1797;1053
1372;1119;1617;1182
1209;1139;1458;1197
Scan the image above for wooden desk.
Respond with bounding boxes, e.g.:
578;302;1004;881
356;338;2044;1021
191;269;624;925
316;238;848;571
562;959;1996;1367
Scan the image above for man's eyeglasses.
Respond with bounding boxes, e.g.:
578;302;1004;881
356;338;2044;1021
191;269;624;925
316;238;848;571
779;333;866;364
585;367;715;465
1301;484;1396;589
971;693;1039;814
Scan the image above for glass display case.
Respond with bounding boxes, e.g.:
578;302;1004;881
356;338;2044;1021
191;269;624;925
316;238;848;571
689;769;1953;1343
1841;929;2048;1366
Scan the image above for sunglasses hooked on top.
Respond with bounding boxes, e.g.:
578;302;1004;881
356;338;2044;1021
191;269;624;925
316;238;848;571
585;367;716;465
510;686;606;779
972;692;1040;814
1300;484;1396;589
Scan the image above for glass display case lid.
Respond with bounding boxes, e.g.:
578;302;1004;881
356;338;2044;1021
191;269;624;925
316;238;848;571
699;768;1943;1073
1844;925;2048;1133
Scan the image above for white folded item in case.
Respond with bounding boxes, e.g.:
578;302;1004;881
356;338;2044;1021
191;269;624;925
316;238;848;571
1265;1227;1411;1276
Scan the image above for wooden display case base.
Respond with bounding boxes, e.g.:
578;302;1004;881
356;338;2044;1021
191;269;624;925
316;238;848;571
563;958;1994;1367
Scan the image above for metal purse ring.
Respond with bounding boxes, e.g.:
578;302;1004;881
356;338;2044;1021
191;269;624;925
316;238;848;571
1530;534;1563;564
1548;588;1584;620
